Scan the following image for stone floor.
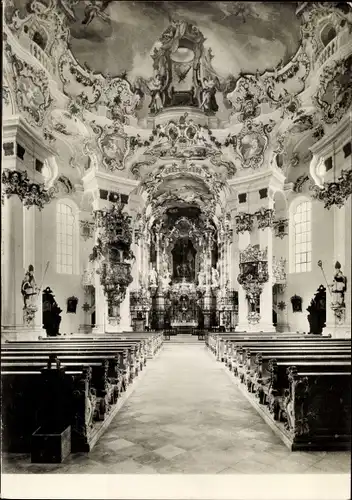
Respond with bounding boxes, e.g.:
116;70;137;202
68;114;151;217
2;344;351;474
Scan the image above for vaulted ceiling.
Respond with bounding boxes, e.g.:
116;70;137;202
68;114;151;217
3;1;352;211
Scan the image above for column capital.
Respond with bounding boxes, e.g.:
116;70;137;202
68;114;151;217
2;115;56;165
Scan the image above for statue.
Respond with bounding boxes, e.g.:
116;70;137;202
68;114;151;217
42;287;62;336
149;74;165;114
21;264;38;308
149;266;158;287
211;267;219;288
199;77;218;115
330;261;347;307
198;269;206;287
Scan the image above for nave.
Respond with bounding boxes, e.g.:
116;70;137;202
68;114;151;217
3;343;350;475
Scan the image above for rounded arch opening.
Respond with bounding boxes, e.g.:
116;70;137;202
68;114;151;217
320;24;337;47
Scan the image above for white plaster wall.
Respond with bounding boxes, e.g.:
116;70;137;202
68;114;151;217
286;199;334;333
40;200;89;335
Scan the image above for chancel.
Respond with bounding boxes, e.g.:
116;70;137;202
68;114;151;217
1;0;351;480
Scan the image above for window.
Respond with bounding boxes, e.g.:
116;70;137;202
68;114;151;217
56;202;76;274
293;201;312;273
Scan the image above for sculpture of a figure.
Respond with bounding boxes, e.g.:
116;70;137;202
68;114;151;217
330;261;347;306
21;264;37;308
42;286;62;336
149;266;158;286
149;74;164;114
200;77;218;115
198;269;206;287
211;267;219;288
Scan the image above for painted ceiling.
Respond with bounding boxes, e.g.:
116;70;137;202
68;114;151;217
3;0;352;216
61;1;302;80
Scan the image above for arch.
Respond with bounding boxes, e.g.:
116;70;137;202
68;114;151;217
56;198;80;275
273;190;288;213
320;23;337;47
288;196;312;274
32;29;48;51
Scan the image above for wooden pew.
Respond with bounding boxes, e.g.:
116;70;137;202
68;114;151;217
234;344;351;380
246;353;351;395
206;332;351;450
281;367;351;450
1;335;161;456
2;361;99;453
2;342;144;380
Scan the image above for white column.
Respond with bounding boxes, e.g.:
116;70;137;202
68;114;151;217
92;198;106;334
2;196;41;340
327;200;351;338
259;224;275;332
237;231;250;331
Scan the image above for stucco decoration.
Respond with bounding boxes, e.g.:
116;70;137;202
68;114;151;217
91;121;129;172
313;56;352;125
2;169;56;210
300;3;352;59
141;162;226;204
134;114;222;161
4;41;53;127
236;119;274;169
311;169;352;209
293;174;314;193
255;208;275;230
235;213;254;234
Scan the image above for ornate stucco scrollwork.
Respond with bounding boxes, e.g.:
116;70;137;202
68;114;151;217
313;57;352;125
4;42;52;127
2;169;56;210
235;212;254;234
79;220;95;241
272;218;288;239
91;121;129;172
310;168;352;209
273;257;287;284
236;119;275;170
255;207;275;230
293;174;314;193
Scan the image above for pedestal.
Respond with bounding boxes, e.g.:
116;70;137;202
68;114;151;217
1;325;45;342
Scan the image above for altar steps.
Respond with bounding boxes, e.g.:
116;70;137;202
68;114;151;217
167;334;203;344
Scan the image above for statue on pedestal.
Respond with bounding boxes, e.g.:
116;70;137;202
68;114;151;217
329;261;347;322
21;264;38;324
149;266;158;287
211;267;219;288
330;261;347;306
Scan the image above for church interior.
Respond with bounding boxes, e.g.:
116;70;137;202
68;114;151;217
1;0;352;485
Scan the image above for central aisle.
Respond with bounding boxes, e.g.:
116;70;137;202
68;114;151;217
4;344;350;474
61;344;349;473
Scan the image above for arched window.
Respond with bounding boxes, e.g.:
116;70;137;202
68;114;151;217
291;200;312;273
56;201;78;274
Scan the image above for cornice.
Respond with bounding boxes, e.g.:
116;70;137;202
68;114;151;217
82;170;139;195
310;114;351;157
2;115;57;159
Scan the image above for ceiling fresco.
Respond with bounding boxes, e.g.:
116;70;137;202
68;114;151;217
61;1;302;80
3;0;352;217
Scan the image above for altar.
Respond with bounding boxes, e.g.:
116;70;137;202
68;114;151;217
171;321;197;328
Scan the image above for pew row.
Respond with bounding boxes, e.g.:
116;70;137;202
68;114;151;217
206;333;351;450
1;335;163;457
